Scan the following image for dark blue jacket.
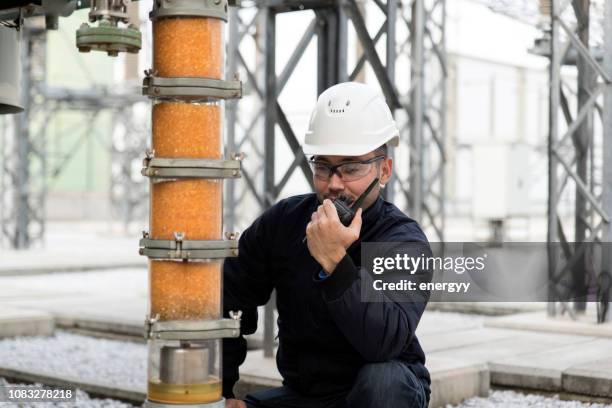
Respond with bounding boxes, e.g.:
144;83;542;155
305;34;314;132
222;193;431;401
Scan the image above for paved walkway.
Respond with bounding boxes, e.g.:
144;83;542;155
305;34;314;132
0;222;145;276
1;225;611;406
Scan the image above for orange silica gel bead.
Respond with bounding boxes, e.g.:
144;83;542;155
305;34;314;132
153;102;221;159
150;260;221;321
151;101;222;241
154;17;223;79
151;179;222;240
150;100;222;323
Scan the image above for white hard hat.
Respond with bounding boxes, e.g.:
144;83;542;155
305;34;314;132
302;82;399;156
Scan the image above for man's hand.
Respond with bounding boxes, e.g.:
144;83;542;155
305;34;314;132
225;399;247;408
306;199;362;274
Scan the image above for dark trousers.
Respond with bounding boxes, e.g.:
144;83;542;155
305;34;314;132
244;360;429;408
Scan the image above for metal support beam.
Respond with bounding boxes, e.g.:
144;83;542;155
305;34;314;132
393;0;446;242
601;0;612;322
1;26;46;249
227;0;447;353
547;0;612;322
384;0;397;203
409;0;424;223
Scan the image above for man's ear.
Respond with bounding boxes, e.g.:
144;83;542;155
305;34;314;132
380;157;393;185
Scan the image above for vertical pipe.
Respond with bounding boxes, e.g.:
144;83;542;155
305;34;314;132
317;8;341;91
353;1;367;84
329;10;337;87
410;0;424;222
385;0;397;204
263;6;276;359
439;0;447;243
227;8;239;233
15;27;31;249
572;0;591;313
317;11;327;96
337;6;349;83
602;0;612;322
489;76;496;140
147;8;226;405
548;0;561;316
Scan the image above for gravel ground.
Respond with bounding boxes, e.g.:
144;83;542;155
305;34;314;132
0;320;611;408
0;378;138;407
449;390;612;408
0;331;146;390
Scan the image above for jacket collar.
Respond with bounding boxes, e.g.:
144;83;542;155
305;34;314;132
361;195;384;227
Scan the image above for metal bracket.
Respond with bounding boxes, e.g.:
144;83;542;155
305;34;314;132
150;0;228;21
143;72;241;101
139;231;239;260
145;312;242;341
142;150;242;180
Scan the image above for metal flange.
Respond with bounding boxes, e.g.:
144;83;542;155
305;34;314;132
142;153;242;181
142;73;242;101
145;316;241;341
139;231;239;260
149;0;228;22
76;21;141;56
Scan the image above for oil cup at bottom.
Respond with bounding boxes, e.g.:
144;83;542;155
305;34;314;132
148;338;222;404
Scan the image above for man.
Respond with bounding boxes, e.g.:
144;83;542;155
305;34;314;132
223;82;431;408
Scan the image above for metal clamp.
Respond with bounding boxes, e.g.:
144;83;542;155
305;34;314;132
139;231;239;260
149;0;228;21
145;313;242;341
142;150;242;180
143;73;241;100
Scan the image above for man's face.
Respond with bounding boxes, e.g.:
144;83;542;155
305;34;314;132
312;150;393;211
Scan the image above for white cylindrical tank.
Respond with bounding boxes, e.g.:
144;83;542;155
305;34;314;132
0;25;23;114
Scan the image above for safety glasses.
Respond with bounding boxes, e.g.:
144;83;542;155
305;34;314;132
308;155;385;182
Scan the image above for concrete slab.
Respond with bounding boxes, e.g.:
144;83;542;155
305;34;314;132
0;223;145;276
0;246;145;276
563;357;612;398
427;302;546;316
55;314;143;337
430;331;593;363
416;311;484;336
240;350;283;388
489;338;612;391
486;310;612;338
420;327;521;353
0;269;146;335
1;296;146;337
0;307;54;338
427;356;489;408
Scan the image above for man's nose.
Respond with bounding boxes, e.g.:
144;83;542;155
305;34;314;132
328;172;344;190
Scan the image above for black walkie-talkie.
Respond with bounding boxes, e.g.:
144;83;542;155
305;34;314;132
334;177;379;226
303;177;379;243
